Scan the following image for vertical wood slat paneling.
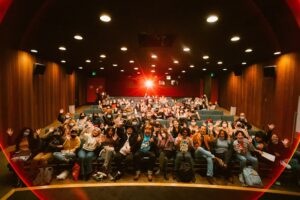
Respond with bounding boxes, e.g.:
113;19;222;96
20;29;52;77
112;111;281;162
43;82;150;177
0;49;75;146
219;52;300;139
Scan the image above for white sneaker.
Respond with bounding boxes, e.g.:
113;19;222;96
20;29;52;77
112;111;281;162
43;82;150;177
56;170;69;180
280;160;292;169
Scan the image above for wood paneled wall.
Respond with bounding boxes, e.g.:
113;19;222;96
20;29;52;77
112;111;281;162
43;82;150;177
0;49;75;146
219;52;300;139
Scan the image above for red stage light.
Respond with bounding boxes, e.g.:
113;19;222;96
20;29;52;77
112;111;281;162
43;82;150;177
145;80;154;88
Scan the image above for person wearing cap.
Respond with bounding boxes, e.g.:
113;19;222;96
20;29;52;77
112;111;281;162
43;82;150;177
133;125;157;181
53;129;81;163
112;122;139;181
78;126;102;180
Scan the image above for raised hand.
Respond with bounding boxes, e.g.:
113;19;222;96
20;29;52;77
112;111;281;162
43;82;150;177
36;128;42;136
59;109;64;114
7;128;13;136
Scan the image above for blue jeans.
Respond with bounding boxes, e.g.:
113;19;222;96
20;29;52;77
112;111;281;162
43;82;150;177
236;153;258;171
53;151;76;162
195;147;215;177
78;149;95;177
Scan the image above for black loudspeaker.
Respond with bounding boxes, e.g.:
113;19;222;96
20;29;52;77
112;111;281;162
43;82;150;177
65;67;74;75
234;69;242;76
263;66;276;77
33;63;46;74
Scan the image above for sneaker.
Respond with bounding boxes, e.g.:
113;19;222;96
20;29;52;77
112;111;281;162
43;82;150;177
57;170;69;180
133;171;140;181
112;171;122;182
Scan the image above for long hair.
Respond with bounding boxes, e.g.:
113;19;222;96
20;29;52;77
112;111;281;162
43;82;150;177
15;127;34;151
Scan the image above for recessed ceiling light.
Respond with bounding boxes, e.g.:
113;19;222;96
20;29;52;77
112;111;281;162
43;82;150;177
242;62;247;65
151;70;155;73
274;51;281;55
151;64;156;67
206;15;218;23
58;46;66;51
112;64;118;67
173;60;179;64
217;61;223;65
85;59;91;63
202;68;207;71
78;66;83;70
165;72;169;75
30;49;38;53
134;67;138;70
120;69;124;72
223;68;228;71
189;65;195;68
182;70;186;73
100;54;106;58
230;36;240;42
100;67;104;70
137;72;140;74
74;35;83;40
245;48;253;53
168;68;173;70
120;46;127;51
61;60;66;63
129;60;134;63
151;54;157;59
100;14;111;22
183;47;190;52
203;55;209;60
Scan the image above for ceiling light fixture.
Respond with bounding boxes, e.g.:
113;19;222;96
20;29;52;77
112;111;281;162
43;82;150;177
182;70;186;73
74;35;83;40
100;54;106;58
206;15;218;23
85;59;91;63
120;46;127;51
151;64;156;67
230;36;240;42
189;65;195;68
217;61;223;65
242;62;247;65
202;68;207;71
30;49;38;53
274;51;281;55
129;60;134;63
61;60;66;63
120;69;124;72
168;68;173;71
245;48;253;53
183;47;190;52
203;55;209;60
100;14;111;22
100;67;104;70
223;68;228;71
134;67;138;70
173;60;179;64
112;64;118;67
78;66;83;70
58;46;66;51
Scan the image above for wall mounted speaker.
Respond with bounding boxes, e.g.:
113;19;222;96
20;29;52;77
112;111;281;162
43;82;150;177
263;65;276;77
33;63;46;75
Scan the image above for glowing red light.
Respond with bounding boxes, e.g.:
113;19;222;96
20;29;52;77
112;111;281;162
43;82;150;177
145;80;154;88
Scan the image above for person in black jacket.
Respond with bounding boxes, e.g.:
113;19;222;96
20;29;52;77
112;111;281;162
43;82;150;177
133;125;157;181
111;122;139;181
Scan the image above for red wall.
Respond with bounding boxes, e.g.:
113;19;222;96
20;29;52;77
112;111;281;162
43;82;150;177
89;75;202;97
87;78;105;103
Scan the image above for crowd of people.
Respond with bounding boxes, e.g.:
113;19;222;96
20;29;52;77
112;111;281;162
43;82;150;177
6;95;300;186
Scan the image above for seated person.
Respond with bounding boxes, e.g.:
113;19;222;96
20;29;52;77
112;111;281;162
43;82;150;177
235;113;252;130
233;130;262;172
112;123;139;181
78;126;102;180
189;118;199;135
193;125;224;184
267;133;289;166
133;125;157;181
174;128;194;181
211;129;233;181
53;129;80;163
31;127;64;169
156;128;174;180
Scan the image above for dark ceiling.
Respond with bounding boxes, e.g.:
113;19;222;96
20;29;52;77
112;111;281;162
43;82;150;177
1;0;299;77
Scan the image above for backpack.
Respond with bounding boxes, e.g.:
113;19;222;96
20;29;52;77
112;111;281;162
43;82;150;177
177;154;194;182
239;166;263;187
